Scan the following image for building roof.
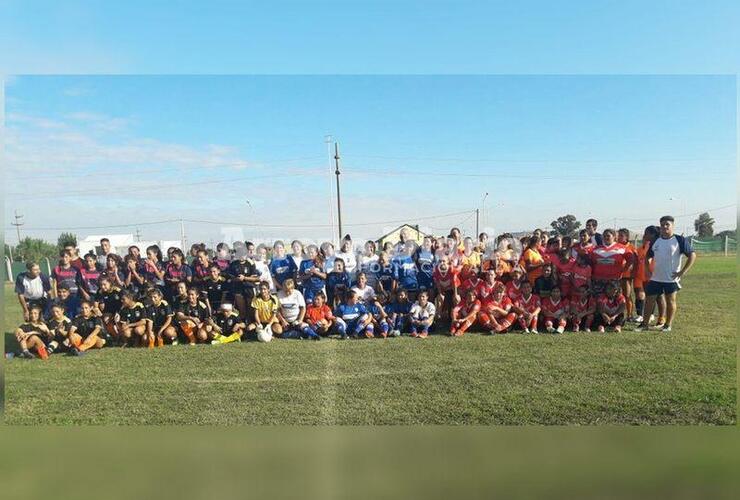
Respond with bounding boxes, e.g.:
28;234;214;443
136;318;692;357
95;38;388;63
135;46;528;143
375;223;428;242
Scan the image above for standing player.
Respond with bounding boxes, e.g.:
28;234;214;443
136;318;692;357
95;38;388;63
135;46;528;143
572;229;596;259
540;286;569;334
596;282;627;333
325;258;351;308
15;262;52;322
552;246;576;299
254;244;276;292
143;245;166;289
408;291;436;338
357;241;380;289
164;249;193;299
450;288;481;337
52;250;83;298
415;236;436;296
375;252;396;296
96;277;123;343
633;225;665;324
269;241;298;291
202;264;229;313
590;229;628;297
228;247;261;322
298;245;327;303
617;228;637;320
433;255;460;320
520;236;545;286
79;252;102;302
393;241;420;300
335;236;358;275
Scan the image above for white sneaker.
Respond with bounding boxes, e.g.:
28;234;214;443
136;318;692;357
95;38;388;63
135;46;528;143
523;328;530;334
661;325;672;333
546;326;555;333
556;326;565;334
584;328;591;333
531;330;539;335
649;315;655;323
634;315;643;324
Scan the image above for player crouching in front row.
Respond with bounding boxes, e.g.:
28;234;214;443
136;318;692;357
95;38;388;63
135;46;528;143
540;287;569;334
145;288;177;347
206;303;246;344
449;288;481;337
513;280;541;334
595;282;627;333
478;283;517;334
116;291;148;347
570;285;596;332
409;291;435;338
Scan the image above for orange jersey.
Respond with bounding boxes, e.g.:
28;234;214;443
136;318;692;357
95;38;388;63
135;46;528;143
620;243;637;279
519;248;544;285
305;304;333;324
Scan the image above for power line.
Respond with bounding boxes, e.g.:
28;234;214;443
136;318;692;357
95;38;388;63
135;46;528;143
611;204;736;222
341;154;734;164
4;156;326;180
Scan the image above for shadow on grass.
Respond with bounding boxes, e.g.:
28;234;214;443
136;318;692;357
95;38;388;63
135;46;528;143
5;332;20;353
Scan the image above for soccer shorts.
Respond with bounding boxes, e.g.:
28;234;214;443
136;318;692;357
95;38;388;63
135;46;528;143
644;280;681;296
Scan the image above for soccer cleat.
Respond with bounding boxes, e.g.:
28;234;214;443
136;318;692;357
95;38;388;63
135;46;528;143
390;330;401;337
546;326;555;333
418;332;428;339
634;315;643;324
157;337;164;347
410;332;418;338
614;326;622;333
523;328;530;334
661;325;672;333
364;331;374;339
147;336;155;349
531;329;538;335
597;326;605;333
556;326;565;334
652;323;665;330
20;350;34;359
584;328;591;333
633;325;647;332
171;340;179;346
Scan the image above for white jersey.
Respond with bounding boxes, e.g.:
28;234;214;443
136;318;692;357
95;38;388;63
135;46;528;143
648;235;693;283
352;285;376;304
358;254;380;286
410;301;436;322
277;289;306;323
255;260;275;291
335;251;357;274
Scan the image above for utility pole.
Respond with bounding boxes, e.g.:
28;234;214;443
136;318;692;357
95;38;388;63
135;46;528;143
135;228;141;242
334;142;343;243
475;209;480;236
325;135;336;244
12;210;24;243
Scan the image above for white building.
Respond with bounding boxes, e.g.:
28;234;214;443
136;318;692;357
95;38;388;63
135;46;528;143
78;234;183;258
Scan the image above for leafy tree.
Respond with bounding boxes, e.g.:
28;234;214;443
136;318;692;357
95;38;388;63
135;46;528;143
550;214;581;237
13;237;59;264
693;212;715;238
57;232;78;251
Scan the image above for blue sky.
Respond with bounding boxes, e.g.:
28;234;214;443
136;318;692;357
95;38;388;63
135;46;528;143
1;1;738;246
3;75;736;245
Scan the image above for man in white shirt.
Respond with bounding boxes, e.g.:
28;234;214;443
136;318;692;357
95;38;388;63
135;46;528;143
636;215;697;333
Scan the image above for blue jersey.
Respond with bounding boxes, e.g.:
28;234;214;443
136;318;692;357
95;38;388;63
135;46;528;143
269;256;297;286
326;271;351;294
299;259;325;300
367;302;386;321
387;300;412;317
392;255;419;291
415;249;435;289
334;302;368;323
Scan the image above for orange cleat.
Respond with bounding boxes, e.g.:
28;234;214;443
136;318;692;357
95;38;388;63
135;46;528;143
37;344;49;360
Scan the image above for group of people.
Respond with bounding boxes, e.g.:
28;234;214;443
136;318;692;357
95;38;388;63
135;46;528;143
11;216;696;360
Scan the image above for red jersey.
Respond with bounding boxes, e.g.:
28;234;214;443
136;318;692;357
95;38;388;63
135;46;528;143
516;293;541;314
453;298;481;319
571;263;592;290
571;243;595;259
505;280;523;302
482;295;513;314
553;257;575;295
571;296;595;314
434;267;460;292
541;297;570;318
459;277;482;297
590;243;629;280
475;281;497;303
597;294;626;316
305;304;334;324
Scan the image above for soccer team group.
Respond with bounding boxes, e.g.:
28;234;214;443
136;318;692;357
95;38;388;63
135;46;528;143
11;216;697;360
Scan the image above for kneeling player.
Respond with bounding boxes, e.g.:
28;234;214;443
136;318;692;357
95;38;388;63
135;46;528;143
596;282;626;333
13;305;50;359
248;281;281;338
514;281;541;334
450;288;481;336
478;283;517;334
366;293;391;338
334;290;373;339
68;300;106;354
409;291;436;338
207;303;245;344
177;287;211;344
304;292;335;337
146;288;176;347
117;291;148;346
570;285;595;332
540;287;569;334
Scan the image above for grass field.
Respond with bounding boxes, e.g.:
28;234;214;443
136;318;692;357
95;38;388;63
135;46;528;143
3;256;736;425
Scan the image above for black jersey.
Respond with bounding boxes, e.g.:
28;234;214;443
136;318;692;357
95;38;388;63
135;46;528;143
46;316;72;340
227;259;259;296
213;312;241;335
181;301;210;322
71;315;103;338
98;287;123;315
172;295;190;314
119;302;146;324
18;322;47;336
146;300;173;328
202;276;228;309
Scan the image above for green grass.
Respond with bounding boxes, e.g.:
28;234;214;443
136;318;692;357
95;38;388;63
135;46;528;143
3;256;736;425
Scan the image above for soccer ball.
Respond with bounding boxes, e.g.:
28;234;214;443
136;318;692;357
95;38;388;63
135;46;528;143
257;325;273;343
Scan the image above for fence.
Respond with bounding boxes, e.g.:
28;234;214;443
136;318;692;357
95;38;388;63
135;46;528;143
633;235;736;255
3;256;53;283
